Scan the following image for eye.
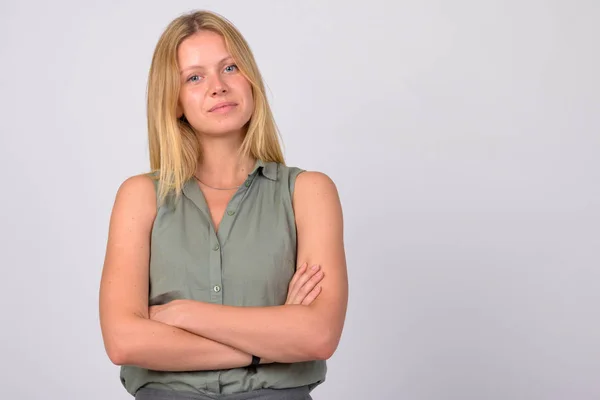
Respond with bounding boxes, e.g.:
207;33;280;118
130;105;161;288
187;74;202;83
224;64;238;73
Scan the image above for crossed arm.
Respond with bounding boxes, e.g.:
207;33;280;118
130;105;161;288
99;171;348;371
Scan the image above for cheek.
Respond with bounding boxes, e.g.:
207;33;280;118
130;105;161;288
180;90;203;113
240;85;254;112
231;77;252;103
244;96;254;115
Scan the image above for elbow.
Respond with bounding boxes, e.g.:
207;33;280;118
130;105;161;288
105;337;130;366
103;323;140;366
101;314;144;366
310;330;340;361
108;350;125;366
312;341;337;361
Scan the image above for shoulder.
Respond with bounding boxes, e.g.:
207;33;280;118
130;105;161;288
266;163;340;203
268;162;303;179
112;173;157;218
117;173;157;196
292;170;341;219
294;170;338;196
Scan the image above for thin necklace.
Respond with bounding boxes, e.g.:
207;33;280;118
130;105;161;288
193;174;241;190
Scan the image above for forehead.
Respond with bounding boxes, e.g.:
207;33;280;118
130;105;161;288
177;30;231;67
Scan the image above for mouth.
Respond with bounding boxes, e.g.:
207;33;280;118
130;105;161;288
209;102;238;113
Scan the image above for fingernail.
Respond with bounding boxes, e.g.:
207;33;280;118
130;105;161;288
312;264;319;270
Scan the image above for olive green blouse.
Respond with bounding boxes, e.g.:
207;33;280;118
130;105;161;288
119;160;326;396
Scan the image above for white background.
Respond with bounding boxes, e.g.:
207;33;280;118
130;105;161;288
0;1;598;399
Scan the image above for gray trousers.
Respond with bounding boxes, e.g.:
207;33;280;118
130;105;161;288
135;386;312;400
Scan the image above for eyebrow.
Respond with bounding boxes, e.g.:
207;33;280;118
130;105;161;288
180;56;234;75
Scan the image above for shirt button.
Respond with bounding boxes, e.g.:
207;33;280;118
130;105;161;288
213;285;221;293
213;244;220;251
244;180;251;187
227;210;235;216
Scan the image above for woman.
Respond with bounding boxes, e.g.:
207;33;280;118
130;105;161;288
99;9;348;400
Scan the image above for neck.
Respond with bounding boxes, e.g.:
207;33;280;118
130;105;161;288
195;133;255;187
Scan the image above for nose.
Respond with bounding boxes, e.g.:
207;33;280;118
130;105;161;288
209;75;228;97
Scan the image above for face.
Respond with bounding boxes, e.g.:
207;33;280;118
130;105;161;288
176;30;254;137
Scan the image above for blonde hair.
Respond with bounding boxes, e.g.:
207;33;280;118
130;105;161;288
146;10;285;205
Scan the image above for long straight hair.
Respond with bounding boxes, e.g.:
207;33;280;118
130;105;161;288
147;10;285;205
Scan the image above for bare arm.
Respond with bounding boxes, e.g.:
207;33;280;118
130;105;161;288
166;172;349;363
98;175;257;371
112;316;254;371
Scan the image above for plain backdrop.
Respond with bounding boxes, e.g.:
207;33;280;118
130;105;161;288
1;1;599;399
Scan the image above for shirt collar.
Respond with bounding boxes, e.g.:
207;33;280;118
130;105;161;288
251;159;278;181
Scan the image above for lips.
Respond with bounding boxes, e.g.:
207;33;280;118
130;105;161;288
209;102;237;112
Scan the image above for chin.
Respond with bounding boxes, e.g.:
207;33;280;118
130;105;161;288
203;110;252;134
200;120;250;137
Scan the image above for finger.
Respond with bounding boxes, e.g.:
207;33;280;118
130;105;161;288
288;264;320;302
287;264;314;302
286;263;308;303
301;285;322;306
293;270;324;304
288;262;308;290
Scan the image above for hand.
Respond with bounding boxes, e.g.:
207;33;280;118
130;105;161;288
285;262;324;305
149;299;186;327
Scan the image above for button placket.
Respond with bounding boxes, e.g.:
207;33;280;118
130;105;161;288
209;233;223;304
208;172;257;305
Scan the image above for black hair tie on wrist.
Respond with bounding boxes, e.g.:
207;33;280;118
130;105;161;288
247;355;260;374
249;355;260;366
